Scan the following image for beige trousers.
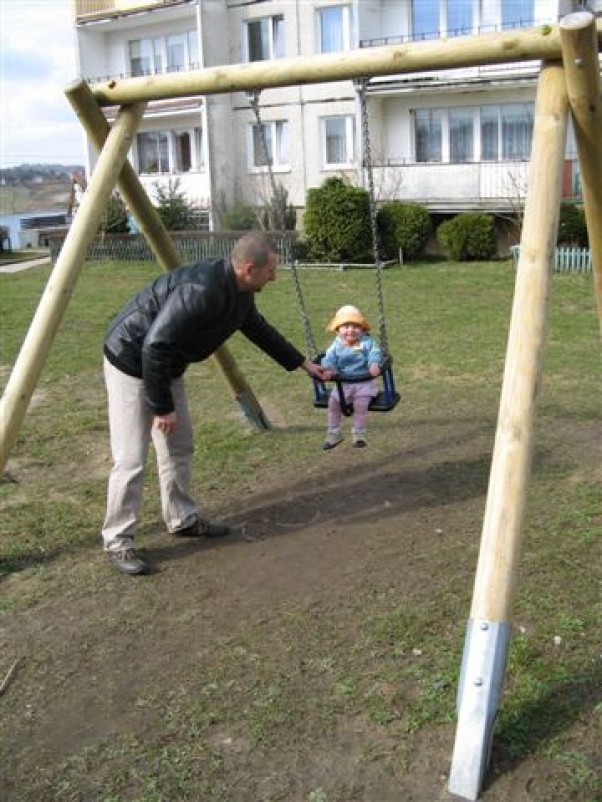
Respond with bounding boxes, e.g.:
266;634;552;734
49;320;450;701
101;357;197;552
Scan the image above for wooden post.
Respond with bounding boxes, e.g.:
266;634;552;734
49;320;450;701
0;103;146;473
449;61;569;801
64;80;271;432
560;11;602;336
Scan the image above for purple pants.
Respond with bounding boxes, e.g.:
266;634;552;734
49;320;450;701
327;379;378;431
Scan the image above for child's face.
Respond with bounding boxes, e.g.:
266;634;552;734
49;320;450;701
337;322;363;345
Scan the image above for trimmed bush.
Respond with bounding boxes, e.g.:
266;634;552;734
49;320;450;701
303;177;372;262
221;202;259;231
377;201;431;261
437;212;497;261
557;203;588;247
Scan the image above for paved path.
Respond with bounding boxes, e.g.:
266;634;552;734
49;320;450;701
0;257;51;274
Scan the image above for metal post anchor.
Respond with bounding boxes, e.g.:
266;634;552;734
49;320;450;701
448;619;511;800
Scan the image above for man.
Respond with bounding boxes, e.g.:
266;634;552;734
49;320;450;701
102;231;328;575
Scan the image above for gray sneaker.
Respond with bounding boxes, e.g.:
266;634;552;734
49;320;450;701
322;431;343;450
107;548;149;575
352;430;367;448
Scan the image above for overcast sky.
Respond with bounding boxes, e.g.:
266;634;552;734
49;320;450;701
1;0;86;168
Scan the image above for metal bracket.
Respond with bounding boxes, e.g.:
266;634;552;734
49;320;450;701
448;619;511;801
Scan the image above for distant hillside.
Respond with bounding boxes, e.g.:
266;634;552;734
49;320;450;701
0;164;84;215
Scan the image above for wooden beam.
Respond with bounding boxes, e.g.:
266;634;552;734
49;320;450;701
560;10;602;336
86;22;602;107
0;103;147;473
449;60;569;801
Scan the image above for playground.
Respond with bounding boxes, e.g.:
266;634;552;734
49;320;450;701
1;259;599;800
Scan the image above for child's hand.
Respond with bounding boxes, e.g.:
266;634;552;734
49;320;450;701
369;364;381;377
322;369;337;381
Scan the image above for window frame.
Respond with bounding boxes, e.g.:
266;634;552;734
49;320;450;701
322;115;355;169
136;127;205;175
247;119;291;172
317;5;352;54
243;14;285;63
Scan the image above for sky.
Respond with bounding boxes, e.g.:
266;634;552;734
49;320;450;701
0;0;86;168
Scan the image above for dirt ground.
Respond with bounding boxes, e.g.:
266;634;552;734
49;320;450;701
1;402;600;801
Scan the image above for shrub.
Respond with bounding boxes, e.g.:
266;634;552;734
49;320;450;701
377;201;431;261
221;202;259;231
99;192;129;235
303;177;372;262
557;203;588;247
153;178;199;231
437;212;497;261
261;183;297;231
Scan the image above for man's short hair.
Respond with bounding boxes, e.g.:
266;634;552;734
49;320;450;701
232;231;277;269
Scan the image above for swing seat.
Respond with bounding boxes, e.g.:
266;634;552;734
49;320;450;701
312;357;400;414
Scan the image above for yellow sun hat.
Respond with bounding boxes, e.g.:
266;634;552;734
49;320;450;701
327;305;371;332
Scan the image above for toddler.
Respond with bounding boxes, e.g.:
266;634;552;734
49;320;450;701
320;305;382;449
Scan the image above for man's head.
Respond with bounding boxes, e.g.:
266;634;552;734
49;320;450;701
232;231;279;292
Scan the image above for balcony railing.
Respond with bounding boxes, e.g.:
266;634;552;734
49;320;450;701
75;0;188;20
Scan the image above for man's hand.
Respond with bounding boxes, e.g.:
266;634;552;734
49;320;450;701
153;411;178;434
301;358;331;381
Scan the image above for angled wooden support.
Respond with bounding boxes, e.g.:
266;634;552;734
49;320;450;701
449;61;570;801
560;10;602;337
0;102;146;474
65;80;271;432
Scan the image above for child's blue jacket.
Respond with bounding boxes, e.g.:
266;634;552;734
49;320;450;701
321;334;382;377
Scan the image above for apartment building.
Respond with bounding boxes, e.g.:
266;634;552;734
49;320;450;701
73;1;596;231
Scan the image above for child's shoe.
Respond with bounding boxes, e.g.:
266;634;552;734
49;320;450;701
322;429;343;450
352;429;367;448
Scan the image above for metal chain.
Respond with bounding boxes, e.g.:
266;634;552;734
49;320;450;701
248;91;285;231
357;78;390;357
249;91;318;357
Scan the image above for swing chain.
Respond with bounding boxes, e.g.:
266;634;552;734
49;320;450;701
357;78;390;357
250;90;318;358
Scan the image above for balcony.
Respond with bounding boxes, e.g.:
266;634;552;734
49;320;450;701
75;0;190;21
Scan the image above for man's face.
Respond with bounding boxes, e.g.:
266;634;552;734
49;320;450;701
245;252;278;292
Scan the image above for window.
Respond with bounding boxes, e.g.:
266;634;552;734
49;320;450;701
415;109;442;162
480;104;533;161
501;0;533;30
249;120;290;169
412;1;439;40
137;132;169;174
245;15;285;62
137;128;204;174
323;116;354;167
501;103;533;160
129;32;197;77
414;104;534;164
447;0;473;37
318;5;351;53
449;107;474;162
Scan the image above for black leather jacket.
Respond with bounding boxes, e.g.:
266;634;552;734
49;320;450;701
104;258;305;414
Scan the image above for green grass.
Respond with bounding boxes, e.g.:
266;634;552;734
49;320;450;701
0;258;600;801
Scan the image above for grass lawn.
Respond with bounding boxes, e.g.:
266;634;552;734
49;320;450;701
0;258;600;801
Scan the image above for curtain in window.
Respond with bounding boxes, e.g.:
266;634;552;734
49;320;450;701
448;0;473;36
502;104;533;160
253;123;272;166
273;16;285;58
167;34;186;72
129;40;153;77
415;109;441;162
320;7;344;53
480;106;499;161
174;132;191;172
449;108;473;162
412;1;438;40
502;0;533;30
325;118;347;164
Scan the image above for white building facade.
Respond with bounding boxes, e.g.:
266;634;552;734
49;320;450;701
73;0;595;231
